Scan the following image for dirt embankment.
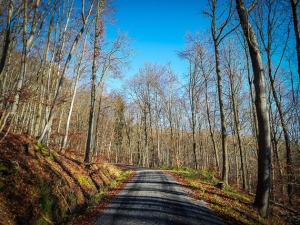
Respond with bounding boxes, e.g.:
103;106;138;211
0;132;124;225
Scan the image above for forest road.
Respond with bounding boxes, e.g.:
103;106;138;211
95;167;224;225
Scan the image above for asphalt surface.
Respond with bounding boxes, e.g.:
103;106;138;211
95;167;224;225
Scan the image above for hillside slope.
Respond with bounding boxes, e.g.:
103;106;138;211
0;132;127;225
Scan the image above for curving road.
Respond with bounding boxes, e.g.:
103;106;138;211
95;167;224;225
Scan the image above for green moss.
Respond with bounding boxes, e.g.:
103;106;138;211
78;176;93;186
34;143;50;155
49;153;56;162
199;186;205;194
0;177;6;189
0;164;9;174
37;184;59;225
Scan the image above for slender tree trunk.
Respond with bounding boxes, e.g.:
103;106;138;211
61;32;88;151
214;43;228;184
236;0;271;217
209;0;230;184
291;0;300;79
85;0;104;163
228;69;246;189
189;62;198;170
205;77;220;173
267;50;294;204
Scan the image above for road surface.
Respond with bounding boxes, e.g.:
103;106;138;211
95;167;224;225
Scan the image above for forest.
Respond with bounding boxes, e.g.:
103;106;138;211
0;0;299;218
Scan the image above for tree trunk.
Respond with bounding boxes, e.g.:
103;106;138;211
291;0;300;79
228;67;246;189
209;0;230;184
61;31;88;151
85;0;104;163
235;0;271;217
0;0;14;77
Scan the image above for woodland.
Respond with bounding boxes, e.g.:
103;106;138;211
0;0;299;219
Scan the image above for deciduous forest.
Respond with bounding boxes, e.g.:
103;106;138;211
0;0;299;219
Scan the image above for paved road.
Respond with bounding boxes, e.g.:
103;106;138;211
95;167;224;225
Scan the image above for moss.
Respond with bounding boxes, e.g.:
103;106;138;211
78;176;93;187
0;163;18;175
36;182;59;225
49;153;56;162
34;143;50;156
0;177;6;189
0;164;9;174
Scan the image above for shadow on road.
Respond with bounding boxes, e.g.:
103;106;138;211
96;168;223;225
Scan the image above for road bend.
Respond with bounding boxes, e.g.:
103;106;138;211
95;167;224;225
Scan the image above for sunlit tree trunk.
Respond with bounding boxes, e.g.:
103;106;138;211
61;30;88;151
235;0;271;217
85;0;105;163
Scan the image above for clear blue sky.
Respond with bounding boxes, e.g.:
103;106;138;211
106;0;210;89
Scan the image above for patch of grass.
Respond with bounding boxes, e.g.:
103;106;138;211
170;167;217;183
214;194;221;204
158;165;176;170
111;170;132;187
224;185;250;201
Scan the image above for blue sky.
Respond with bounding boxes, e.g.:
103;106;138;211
106;0;209;89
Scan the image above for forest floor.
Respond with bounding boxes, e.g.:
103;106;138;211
0;131;299;224
166;169;300;225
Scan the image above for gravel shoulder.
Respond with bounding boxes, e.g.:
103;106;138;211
95;167;224;225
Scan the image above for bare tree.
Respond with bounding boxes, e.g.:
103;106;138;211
235;0;272;217
38;0;95;143
204;0;237;185
223;40;247;189
61;26;89;151
85;0;105;163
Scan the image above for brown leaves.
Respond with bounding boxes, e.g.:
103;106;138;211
167;170;292;225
